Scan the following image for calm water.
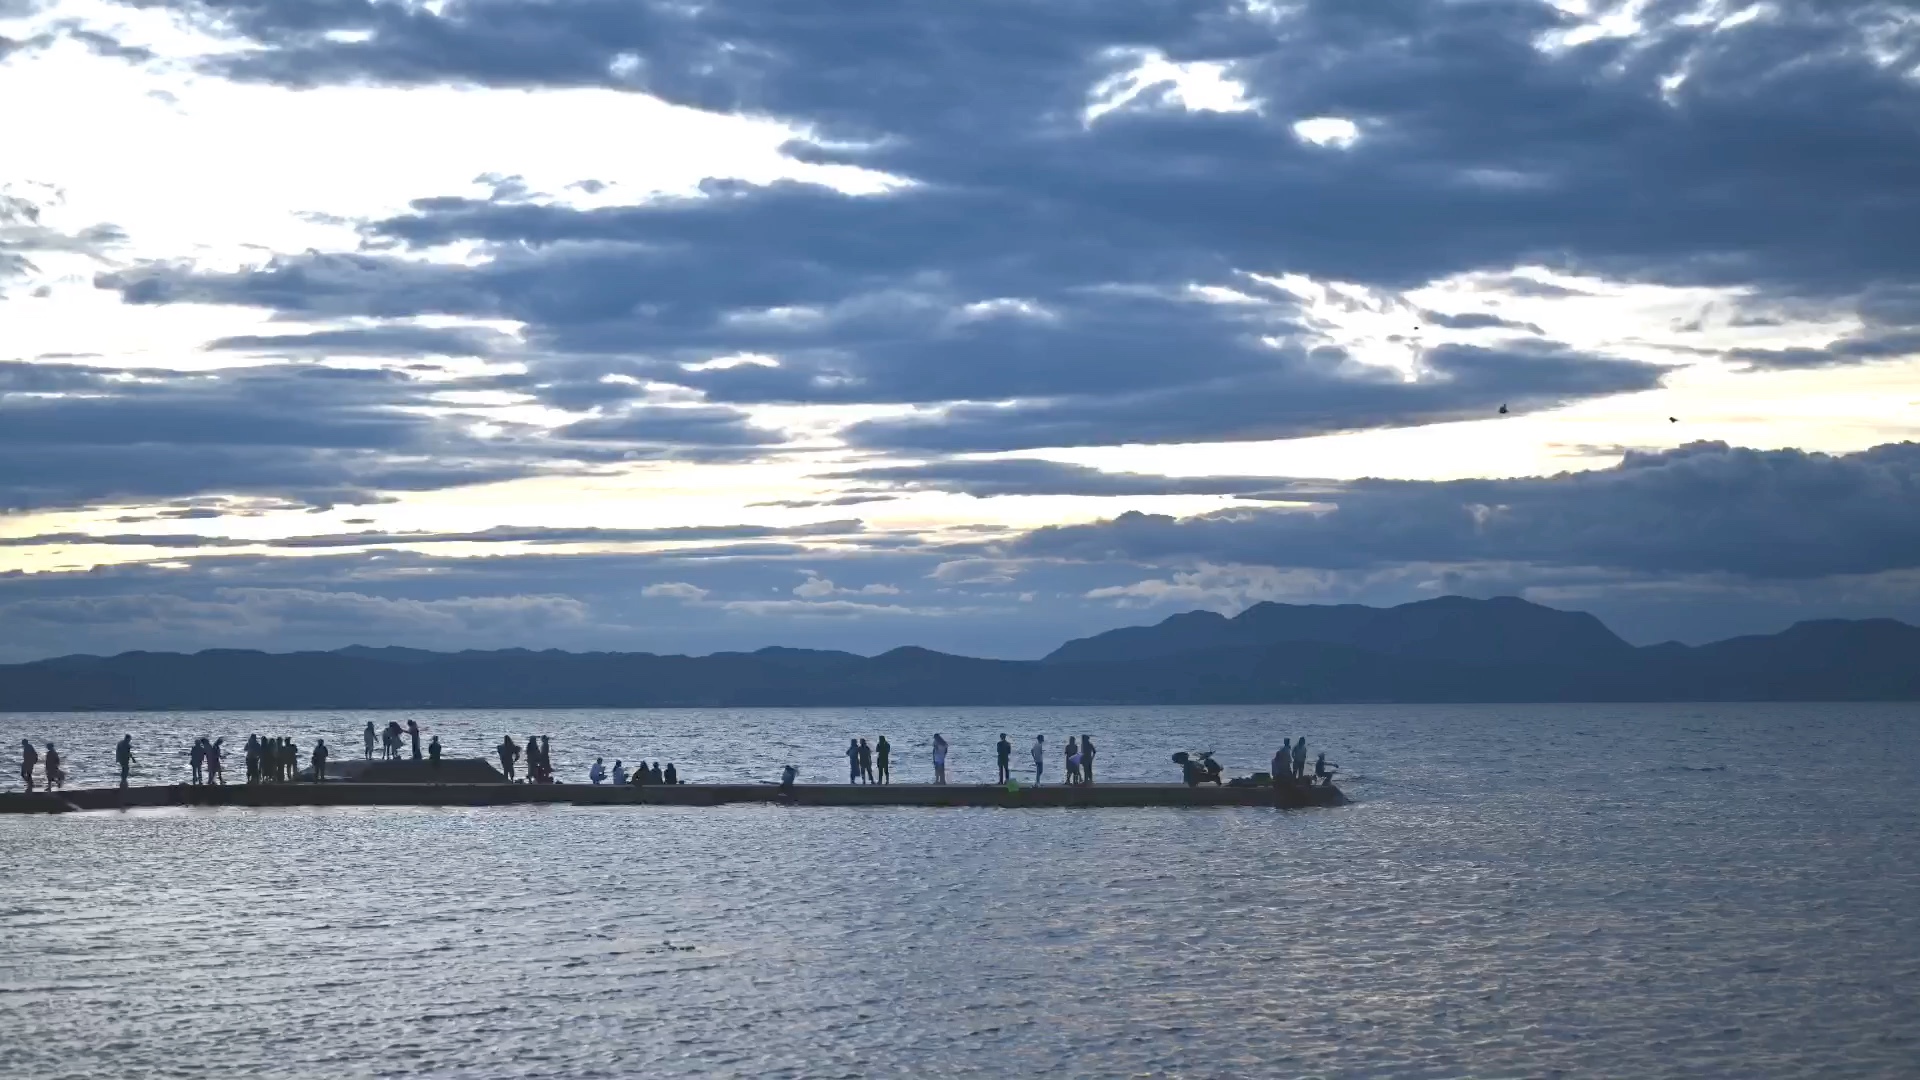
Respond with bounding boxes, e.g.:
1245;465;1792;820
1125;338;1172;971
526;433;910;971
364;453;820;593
3;704;1918;1078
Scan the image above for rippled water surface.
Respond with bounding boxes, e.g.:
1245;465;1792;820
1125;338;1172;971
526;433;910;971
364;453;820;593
4;704;1919;1078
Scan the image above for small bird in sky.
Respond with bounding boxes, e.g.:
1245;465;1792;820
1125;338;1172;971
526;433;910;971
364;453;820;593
1498;404;1508;415
1669;416;1678;423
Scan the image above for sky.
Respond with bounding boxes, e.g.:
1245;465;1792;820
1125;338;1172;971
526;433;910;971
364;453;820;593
2;0;1919;662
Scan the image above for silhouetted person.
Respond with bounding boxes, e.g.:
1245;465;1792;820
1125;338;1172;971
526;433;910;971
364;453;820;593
115;734;135;788
932;733;949;785
312;739;329;782
779;764;797;793
526;733;543;782
20;740;37;792
858;738;874;784
846;738;861;784
664;763;677;785
1031;735;1045;785
498;736;519;781
876;736;891;784
43;743;64;790
590;757;607;785
207;738;224;784
632;759;649;786
428;736;442;770
190;739;206;786
1065;737;1081;785
385;721;403;761
1275;739;1291;785
1081;735;1097;784
1293;737;1307;781
408;719;422;761
363;722;376;761
996;734;1011;784
1314;753;1336;786
612;760;628;785
541;737;553;781
649;762;663;784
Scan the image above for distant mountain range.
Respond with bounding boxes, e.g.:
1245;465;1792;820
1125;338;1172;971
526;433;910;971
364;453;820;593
3;595;1917;710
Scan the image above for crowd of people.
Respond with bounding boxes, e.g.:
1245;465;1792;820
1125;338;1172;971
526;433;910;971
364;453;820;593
588;757;679;786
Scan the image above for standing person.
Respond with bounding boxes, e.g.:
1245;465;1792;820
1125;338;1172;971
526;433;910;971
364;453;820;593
846;739;862;784
407;719;422;761
498;736;519;781
858;738;875;785
385;721;403;761
284;739;300;783
1081;735;1097;784
115;734;136;788
525;734;542;782
875;736;891;785
996;734;1011;784
1274;739;1291;784
43;743;64;790
1293;736;1307;781
20;740;38;792
363;722;376;761
245;734;261;784
312;739;329;782
589;757;607;785
932;733;949;785
207;738;225;784
1065;737;1081;785
540;737;553;782
1031;735;1045;785
190;739;206;786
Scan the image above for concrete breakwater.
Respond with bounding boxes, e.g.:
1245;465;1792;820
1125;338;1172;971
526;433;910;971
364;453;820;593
1;780;1347;814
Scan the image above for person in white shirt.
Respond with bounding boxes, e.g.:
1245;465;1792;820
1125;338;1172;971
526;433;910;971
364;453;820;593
612;760;628;785
1032;735;1046;784
589;757;607;785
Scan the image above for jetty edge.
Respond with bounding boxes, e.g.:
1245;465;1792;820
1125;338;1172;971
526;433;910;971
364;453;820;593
1;778;1348;814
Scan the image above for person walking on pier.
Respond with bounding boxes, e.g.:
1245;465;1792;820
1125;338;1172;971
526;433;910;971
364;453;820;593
498;736;519;781
1065;737;1081;785
115;735;136;788
876;736;891;785
1031;734;1045;785
590;757;607;785
1292;737;1307;781
1081;735;1097;784
190;739;206;786
43;743;64;790
20;740;38;792
312;739;329;782
858;738;874;784
996;734;1011;784
407;719;422;761
363;722;376;761
846;738;862;784
932;733;949;785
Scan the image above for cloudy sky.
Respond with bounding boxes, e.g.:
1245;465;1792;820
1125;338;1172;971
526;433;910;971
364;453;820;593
2;0;1918;662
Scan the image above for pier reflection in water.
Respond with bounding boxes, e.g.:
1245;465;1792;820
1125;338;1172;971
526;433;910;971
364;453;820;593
2;703;1918;1077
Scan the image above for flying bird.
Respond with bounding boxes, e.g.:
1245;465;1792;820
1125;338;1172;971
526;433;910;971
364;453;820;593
1669;416;1678;423
1498;404;1508;415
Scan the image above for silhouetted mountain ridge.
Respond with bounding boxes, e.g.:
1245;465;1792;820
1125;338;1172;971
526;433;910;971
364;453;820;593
1;596;1915;709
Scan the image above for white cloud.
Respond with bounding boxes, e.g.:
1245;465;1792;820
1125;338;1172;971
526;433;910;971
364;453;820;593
1291;116;1361;149
642;581;709;601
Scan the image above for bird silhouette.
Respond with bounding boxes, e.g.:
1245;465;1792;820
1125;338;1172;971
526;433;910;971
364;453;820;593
1669;417;1678;423
1497;404;1508;415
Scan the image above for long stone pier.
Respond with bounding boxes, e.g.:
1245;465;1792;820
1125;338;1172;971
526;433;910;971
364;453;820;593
0;780;1347;813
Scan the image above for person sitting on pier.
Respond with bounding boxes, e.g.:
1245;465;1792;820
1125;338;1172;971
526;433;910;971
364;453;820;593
779;764;797;793
428;736;442;769
190;738;206;786
1065;737;1081;785
664;763;678;785
1314;753;1337;786
612;760;627;785
650;762;664;784
846;739;861;784
312;739;329;782
858;738;874;784
876;736;891;785
43;743;64;790
20;739;38;792
590;757;607;785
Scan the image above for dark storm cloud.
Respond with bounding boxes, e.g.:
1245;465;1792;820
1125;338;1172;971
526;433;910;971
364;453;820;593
93;1;1920;449
1017;441;1920;580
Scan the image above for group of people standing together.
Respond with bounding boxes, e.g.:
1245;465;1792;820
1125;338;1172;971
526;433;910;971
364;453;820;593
1274;737;1336;786
496;735;557;783
836;733;1100;785
15;736;139;790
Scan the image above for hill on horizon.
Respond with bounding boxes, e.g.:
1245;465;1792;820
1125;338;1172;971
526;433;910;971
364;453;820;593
3;595;1917;709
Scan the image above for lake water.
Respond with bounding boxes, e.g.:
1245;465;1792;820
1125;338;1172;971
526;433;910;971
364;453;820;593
3;704;1918;1078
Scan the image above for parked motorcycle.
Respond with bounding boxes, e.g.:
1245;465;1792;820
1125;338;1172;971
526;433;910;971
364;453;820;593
1170;750;1223;787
